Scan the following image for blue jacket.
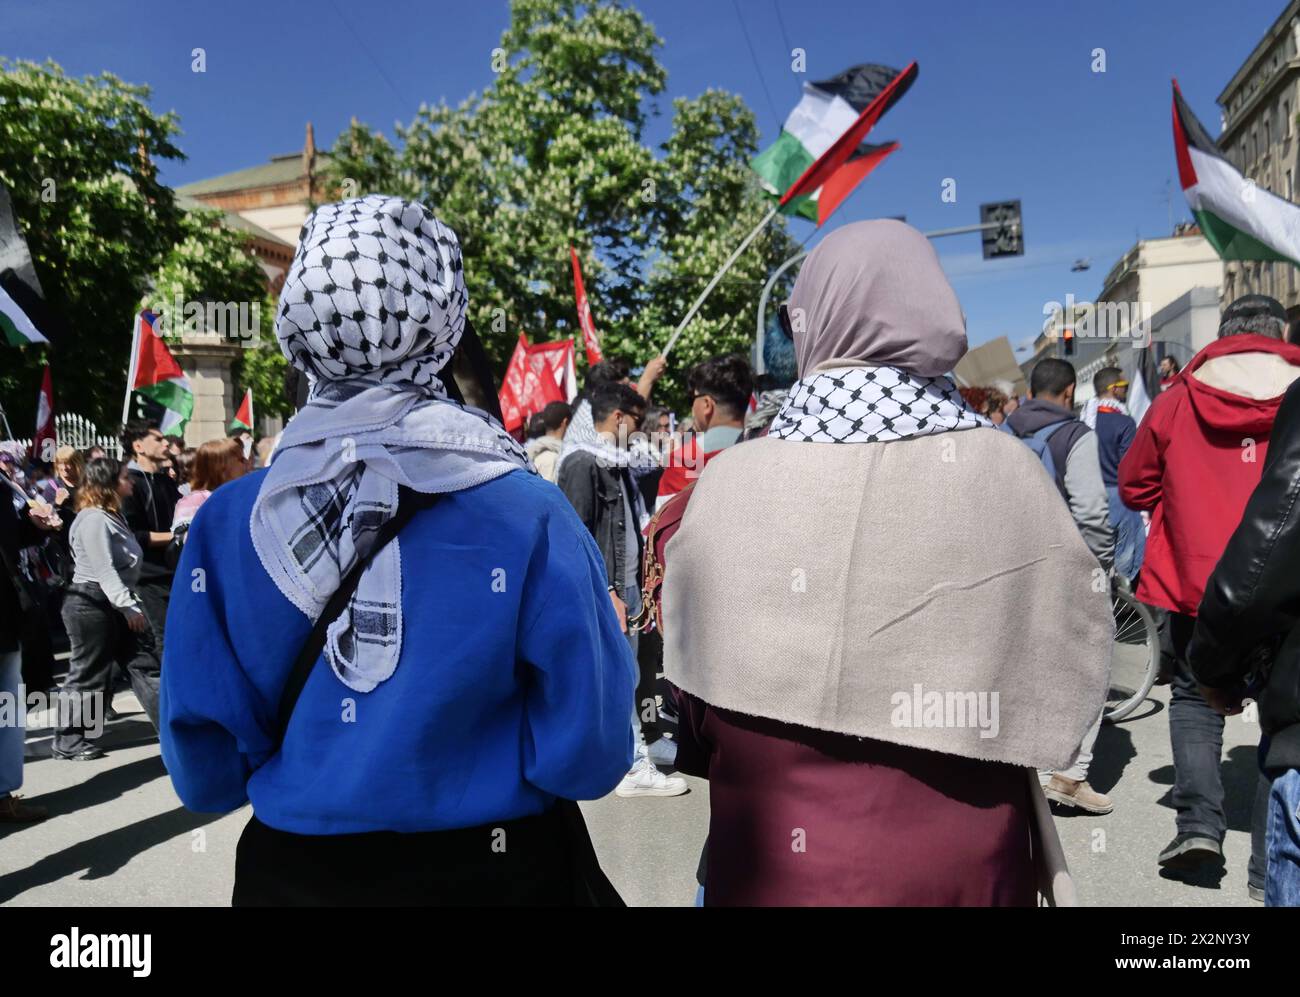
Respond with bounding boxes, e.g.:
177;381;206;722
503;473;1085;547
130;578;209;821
1095;407;1137;487
160;467;636;835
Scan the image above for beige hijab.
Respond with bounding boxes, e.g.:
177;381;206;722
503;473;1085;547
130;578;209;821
790;219;967;375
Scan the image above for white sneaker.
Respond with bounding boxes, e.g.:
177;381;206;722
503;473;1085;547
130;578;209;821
647;736;678;768
615;757;688;798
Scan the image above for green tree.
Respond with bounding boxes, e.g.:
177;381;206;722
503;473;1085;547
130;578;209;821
0;59;185;431
322;0;799;409
0;59;290;435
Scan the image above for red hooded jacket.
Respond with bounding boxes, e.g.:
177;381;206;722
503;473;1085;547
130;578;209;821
1119;334;1300;615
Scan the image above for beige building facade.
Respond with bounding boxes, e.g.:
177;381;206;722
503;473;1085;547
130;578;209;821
1021;226;1222;398
1218;0;1300;315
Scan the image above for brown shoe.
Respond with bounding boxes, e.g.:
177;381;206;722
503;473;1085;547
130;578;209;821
0;794;49;823
1043;775;1114;815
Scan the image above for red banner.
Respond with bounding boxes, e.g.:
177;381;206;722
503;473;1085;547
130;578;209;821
498;333;567;436
570;246;604;366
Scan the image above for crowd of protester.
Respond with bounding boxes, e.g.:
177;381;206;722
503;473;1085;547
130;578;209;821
4;194;1300;908
1;421;256;816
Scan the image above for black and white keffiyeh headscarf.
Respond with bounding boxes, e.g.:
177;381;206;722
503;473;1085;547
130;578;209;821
251;195;532;694
768;365;991;443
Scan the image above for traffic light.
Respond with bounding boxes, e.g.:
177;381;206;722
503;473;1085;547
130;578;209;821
1062;327;1075;357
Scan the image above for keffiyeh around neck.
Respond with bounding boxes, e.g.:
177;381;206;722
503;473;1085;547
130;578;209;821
1081;395;1128;429
768;365;991;443
557;398;658;473
253;195;531;694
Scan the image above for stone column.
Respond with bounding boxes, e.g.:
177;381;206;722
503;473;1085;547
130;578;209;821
172;332;244;447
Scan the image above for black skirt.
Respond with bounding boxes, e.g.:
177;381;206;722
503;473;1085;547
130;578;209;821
232;803;621;907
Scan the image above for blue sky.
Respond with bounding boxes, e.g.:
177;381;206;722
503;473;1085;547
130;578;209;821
2;0;1287;354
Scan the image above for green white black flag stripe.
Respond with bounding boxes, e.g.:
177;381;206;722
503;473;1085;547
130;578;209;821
0;281;48;346
1173;79;1300;265
752;63;911;223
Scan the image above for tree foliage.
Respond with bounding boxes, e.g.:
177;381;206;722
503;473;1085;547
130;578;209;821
321;0;799;409
0;59;185;431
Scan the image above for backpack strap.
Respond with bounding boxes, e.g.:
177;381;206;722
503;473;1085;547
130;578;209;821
1031;420;1074;444
275;485;444;746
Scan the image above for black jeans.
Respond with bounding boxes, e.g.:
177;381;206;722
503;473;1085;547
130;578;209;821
57;584;160;754
1168;611;1268;883
135;576;171;653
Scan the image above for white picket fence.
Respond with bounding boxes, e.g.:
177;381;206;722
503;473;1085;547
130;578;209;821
11;413;122;460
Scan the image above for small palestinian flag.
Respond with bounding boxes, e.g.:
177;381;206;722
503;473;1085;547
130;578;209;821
126;310;193;438
231;388;253;432
1173;79;1300;264
752;62;917;225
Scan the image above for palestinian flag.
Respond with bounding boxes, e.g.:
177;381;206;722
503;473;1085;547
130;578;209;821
0;280;48;346
0;184;56;347
231;388;253;432
752;62;917;225
126;310;193;438
1173;79;1300;264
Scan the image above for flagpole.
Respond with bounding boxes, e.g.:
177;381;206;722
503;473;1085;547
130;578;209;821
121;312;140;427
662;204;779;358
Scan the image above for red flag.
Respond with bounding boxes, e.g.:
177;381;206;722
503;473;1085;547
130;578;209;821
780;62;918;210
570;247;604;366
527;339;578;402
498;334;565;435
31;365;55;463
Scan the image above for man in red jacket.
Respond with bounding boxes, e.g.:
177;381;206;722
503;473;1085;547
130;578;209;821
1119;295;1300;884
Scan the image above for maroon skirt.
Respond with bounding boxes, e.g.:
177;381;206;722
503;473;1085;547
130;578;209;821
677;698;1036;907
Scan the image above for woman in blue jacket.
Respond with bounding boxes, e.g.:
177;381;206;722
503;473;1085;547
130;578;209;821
160;195;635;906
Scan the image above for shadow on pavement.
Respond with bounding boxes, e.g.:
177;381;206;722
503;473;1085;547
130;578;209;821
0;754;169;840
0;806;222;904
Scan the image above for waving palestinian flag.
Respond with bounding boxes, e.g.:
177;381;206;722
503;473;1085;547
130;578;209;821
1173;79;1300;264
125;310;193;437
752;62;917;225
1;184;55;347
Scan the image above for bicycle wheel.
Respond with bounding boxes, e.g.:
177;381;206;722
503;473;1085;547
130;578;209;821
1104;586;1160;723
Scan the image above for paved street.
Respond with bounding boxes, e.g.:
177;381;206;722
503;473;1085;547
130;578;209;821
0;679;1261;907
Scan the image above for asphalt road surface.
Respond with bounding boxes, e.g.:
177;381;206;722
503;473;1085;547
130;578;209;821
0;681;1261;907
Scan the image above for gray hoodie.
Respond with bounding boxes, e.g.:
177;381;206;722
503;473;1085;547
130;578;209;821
1005;398;1115;571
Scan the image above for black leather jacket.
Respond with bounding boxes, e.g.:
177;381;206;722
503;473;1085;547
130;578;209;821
1190;377;1300;772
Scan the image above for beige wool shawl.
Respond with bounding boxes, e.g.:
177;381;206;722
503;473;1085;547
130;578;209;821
662;428;1113;773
